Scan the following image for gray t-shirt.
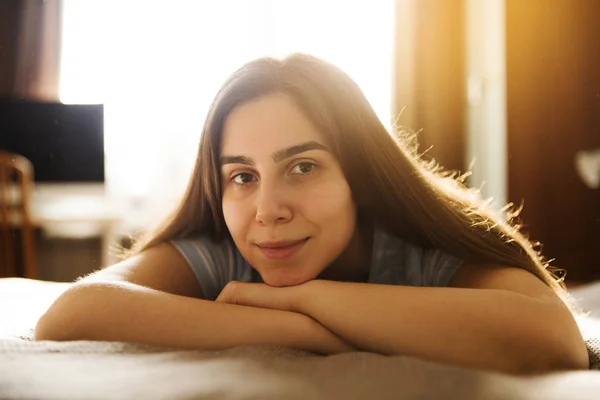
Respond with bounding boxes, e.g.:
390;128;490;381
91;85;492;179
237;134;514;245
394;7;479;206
171;228;464;300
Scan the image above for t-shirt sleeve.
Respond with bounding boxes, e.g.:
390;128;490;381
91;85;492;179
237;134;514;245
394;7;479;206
419;248;464;287
400;242;464;287
170;236;252;300
369;229;464;288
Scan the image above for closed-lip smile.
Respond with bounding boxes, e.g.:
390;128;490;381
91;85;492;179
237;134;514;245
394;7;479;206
256;237;310;260
256;238;310;249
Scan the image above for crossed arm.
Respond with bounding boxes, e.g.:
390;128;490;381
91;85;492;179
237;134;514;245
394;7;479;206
216;263;589;374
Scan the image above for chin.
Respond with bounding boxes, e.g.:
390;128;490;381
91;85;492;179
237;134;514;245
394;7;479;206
260;270;316;287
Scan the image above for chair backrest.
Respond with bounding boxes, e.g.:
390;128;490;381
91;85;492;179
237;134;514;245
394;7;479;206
0;151;37;278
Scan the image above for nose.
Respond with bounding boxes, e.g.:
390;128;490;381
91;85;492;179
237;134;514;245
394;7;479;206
254;181;292;225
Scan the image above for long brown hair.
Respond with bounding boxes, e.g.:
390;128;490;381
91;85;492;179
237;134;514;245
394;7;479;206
126;53;574;308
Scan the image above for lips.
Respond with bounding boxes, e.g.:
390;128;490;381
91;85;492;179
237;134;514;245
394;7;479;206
257;238;310;249
256;237;310;260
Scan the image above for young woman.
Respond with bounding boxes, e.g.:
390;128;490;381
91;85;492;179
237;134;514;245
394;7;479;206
35;54;589;375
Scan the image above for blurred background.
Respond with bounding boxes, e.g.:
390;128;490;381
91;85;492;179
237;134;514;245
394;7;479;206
0;0;598;284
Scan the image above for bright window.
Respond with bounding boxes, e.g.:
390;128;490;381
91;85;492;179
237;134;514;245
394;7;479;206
60;0;395;228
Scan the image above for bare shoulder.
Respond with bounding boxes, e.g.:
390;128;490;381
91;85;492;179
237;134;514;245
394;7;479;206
79;242;203;299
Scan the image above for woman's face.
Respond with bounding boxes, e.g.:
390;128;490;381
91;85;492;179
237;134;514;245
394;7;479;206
220;93;358;287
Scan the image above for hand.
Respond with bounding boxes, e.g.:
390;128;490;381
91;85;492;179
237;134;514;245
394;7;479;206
216;280;358;354
216;281;306;313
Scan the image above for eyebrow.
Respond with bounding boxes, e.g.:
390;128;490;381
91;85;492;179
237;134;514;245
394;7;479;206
220;141;329;166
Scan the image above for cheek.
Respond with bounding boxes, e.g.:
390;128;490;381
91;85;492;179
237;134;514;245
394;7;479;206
303;181;356;222
222;196;252;238
301;181;357;268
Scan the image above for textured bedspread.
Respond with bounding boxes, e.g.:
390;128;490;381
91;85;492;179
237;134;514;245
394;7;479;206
1;278;600;399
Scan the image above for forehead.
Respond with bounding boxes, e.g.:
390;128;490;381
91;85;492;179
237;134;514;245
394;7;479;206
221;93;324;156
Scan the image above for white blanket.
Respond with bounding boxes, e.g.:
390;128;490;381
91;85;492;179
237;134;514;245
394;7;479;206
1;278;599;399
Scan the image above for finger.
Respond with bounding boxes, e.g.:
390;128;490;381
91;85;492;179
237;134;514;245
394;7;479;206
231;283;270;307
216;281;243;303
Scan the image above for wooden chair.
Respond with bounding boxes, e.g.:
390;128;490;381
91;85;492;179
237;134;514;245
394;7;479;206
0;151;37;278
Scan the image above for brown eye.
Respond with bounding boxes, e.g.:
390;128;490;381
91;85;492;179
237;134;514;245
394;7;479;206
232;173;256;185
291;162;317;175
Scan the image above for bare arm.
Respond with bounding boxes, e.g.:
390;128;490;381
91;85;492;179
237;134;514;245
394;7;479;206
34;243;352;355
218;264;589;374
293;278;587;373
35;280;351;354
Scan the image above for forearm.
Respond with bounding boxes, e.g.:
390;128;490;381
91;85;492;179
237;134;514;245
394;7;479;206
34;281;352;355
299;280;584;373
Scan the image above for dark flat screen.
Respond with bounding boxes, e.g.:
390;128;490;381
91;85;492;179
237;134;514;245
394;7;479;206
0;101;104;183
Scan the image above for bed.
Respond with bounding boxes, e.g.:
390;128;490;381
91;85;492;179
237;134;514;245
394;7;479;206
1;277;599;399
